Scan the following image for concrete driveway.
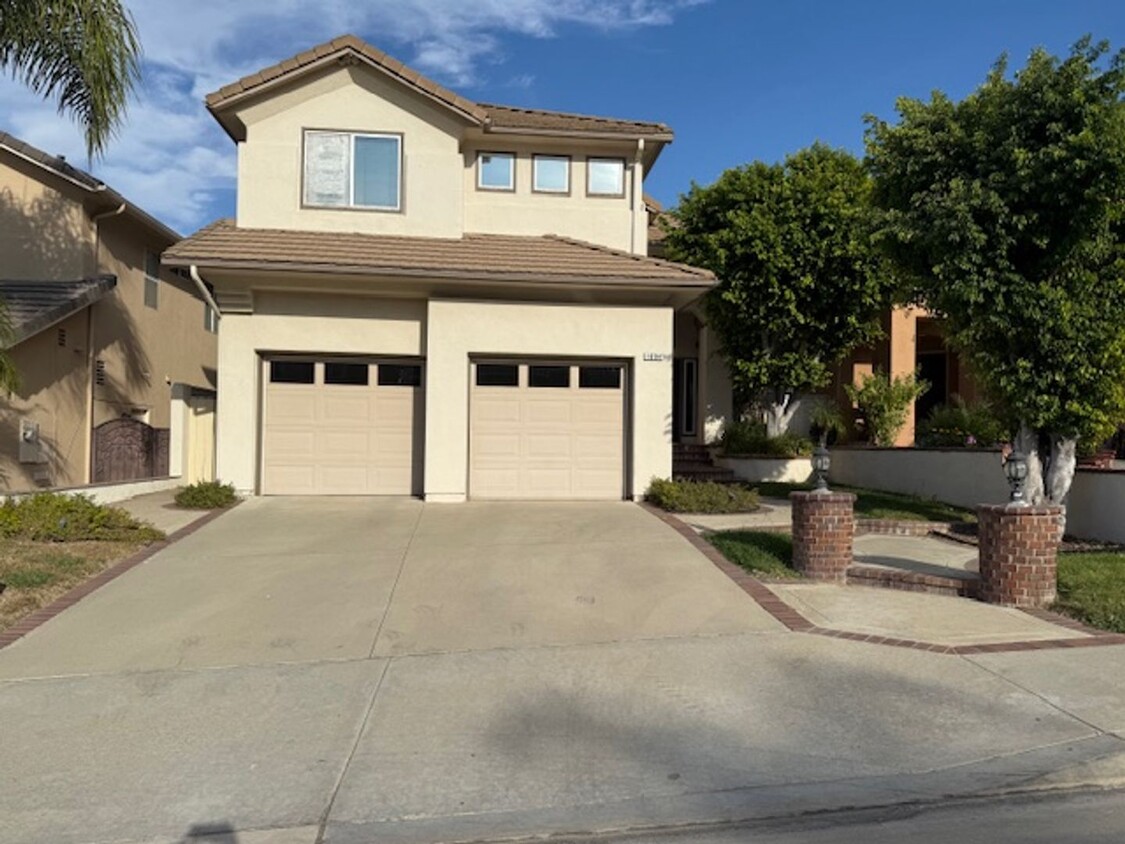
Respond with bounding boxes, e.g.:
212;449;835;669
1;499;1124;844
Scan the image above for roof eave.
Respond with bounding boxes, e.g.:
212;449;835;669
161;256;715;289
483;125;674;143
3;276;117;348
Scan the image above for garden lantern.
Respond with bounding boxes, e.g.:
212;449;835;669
812;445;831;492
1005;450;1029;505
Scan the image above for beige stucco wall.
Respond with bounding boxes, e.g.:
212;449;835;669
462;137;644;253
235;65;467;238
424;298;672;502
92;214;217;428
0;310;91;490
0;153;94;280
216;292;426;492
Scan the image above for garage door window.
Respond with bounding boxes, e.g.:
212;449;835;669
324;362;369;385
378;364;422;386
270;361;315;384
476;364;519;387
579;366;621;389
529;365;570;388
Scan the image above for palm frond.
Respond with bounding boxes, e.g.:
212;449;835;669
0;300;19;393
0;0;141;158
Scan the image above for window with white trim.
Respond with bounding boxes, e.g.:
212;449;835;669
477;152;515;191
303;130;401;210
532;154;570;193
587;157;625;196
143;251;160;309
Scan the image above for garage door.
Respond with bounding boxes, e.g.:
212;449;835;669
470;361;626;500
262;359;423;495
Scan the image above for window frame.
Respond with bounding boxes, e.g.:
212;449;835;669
532;154;571;195
143;250;160;310
302;129;404;212
585;157;627;198
476;151;516;192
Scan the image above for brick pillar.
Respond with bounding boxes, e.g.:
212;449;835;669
977;504;1064;607
790;491;856;582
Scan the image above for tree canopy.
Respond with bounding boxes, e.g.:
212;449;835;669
666;143;893;434
0;0;141;158
866;37;1125;501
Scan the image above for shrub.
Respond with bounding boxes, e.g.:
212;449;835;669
0;493;164;542
646;478;760;514
174;480;238;510
845;369;929;446
807;397;848;446
916;397;1007;448
719;420;813;458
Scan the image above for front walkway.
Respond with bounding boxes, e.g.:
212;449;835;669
1;499;1124;844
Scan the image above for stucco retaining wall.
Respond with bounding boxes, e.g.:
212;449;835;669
829;446;1125;544
715;456;813;484
3;476;181;505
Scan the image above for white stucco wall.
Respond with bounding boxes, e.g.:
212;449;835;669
216;293;426;493
829;446;1125;543
462;138;644;253
424;298;673;502
829;447;1010;509
716;457;814;484
234;66;467;237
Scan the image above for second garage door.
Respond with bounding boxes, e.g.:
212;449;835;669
262;358;423;495
470;361;626;500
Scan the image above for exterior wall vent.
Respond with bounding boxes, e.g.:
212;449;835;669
95;359;107;386
57;328;67;347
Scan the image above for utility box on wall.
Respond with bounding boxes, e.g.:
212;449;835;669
18;419;46;464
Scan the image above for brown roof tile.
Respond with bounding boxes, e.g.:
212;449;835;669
164;219;712;287
205;35;672;140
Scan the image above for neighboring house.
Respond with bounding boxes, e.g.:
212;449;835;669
164;34;716;500
0;132;218;492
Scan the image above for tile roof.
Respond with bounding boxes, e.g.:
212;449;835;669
0;277;117;347
164;219;713;287
0;132;180;242
205;35;672;141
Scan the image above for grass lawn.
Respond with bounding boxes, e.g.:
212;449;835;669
1055;552;1125;634
706;530;801;579
754;482;975;523
0;539;148;632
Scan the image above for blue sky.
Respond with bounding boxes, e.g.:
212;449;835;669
1;1;1121;233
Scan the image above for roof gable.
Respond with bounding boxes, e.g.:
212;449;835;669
206;35;673;145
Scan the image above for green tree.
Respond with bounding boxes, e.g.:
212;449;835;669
0;0;141;158
867;38;1125;503
666;144;893;436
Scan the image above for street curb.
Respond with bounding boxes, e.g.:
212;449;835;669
0;502;240;651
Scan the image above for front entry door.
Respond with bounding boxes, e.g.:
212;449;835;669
672;357;698;443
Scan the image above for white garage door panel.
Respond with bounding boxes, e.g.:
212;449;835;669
262;361;423;496
470;362;625;500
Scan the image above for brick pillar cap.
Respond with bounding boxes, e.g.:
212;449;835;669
790;490;856;503
978;503;1065;516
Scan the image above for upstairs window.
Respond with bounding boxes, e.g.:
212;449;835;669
477;152;515;191
303;130;401;211
143;251;160;309
587;157;625;197
532;154;570;194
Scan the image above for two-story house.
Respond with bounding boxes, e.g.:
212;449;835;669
0;132;218;492
165;35;715;500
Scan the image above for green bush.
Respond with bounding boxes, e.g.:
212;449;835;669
845;369;929;446
807;397;848;446
174;480;238;510
0;494;164;542
916;397;1007;448
646;478;760;514
719;420;813;458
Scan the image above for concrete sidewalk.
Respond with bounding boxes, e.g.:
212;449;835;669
0;499;1123;844
114;488;214;535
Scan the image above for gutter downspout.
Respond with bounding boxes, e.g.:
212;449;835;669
85;202;125;483
630;138;645;255
189;265;222;319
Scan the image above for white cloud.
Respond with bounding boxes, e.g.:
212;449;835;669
0;0;703;232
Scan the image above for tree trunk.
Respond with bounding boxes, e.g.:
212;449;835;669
1014;425;1046;505
763;392;797;438
1045;436;1077;504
